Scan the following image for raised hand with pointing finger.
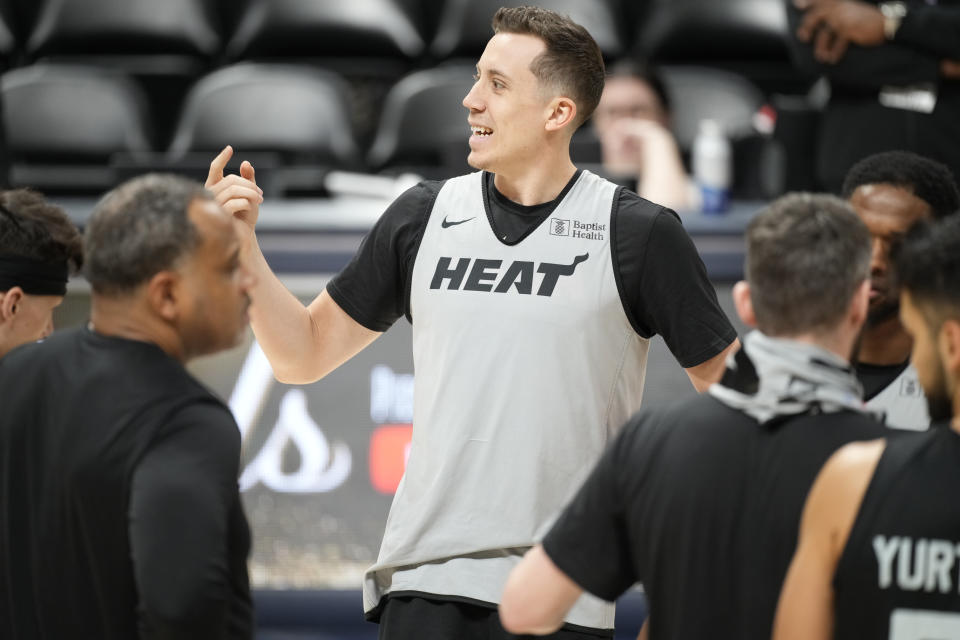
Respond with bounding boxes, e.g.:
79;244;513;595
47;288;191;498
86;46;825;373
206;145;263;249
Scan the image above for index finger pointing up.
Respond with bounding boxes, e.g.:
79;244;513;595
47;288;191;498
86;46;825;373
206;145;234;187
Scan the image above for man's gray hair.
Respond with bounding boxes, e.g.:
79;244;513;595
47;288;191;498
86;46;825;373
84;174;212;295
746;192;871;336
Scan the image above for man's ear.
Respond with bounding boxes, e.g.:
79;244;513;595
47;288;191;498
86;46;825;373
545;96;577;132
732;281;756;328
0;287;24;322
146;272;181;322
939;317;960;377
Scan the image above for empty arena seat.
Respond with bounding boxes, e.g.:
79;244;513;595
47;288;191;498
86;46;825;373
1;64;152;193
366;64;475;177
637;0;788;61
658;65;765;149
660;65;784;199
0;0;14;67
24;0;220;58
168;64;361;177
635;0;806;94
430;0;625;60
20;0;222;146
226;0;425;61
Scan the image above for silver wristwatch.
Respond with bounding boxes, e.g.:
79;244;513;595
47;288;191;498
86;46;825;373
879;1;908;40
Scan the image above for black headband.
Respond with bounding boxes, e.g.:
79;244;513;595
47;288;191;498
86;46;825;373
0;255;69;296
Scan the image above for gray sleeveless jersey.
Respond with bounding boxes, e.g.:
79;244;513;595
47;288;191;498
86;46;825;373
865;364;929;431
362;170;650;629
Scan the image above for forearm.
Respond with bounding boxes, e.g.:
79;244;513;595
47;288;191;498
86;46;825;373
637;136;693;212
245;240;327;384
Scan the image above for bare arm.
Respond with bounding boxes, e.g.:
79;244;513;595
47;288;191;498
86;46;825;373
206;147;380;384
685;338;740;392
773;438;885;640
246;244;380;384
500;545;584;635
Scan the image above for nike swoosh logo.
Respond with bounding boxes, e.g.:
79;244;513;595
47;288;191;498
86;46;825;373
441;216;476;228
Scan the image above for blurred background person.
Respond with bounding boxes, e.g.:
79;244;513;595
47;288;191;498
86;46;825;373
591;60;697;211
842;150;960;430
787;0;960;193
0;188;82;359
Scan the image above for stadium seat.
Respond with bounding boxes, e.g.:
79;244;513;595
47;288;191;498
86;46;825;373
23;0;220;58
635;0;803;94
365;64;475;178
226;0;425;61
430;0;625;60
0;0;14;68
660;65;783;199
1;64;152;194
164;64;361;194
20;0;222;147
658;65;765;149
637;0;787;61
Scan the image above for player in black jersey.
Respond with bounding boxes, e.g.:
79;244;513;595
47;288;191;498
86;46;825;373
501;193;887;640
775;214;960;640
841;151;960;429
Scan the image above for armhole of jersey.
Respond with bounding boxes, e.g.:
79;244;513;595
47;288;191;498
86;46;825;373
403;181;444;324
832;436;917;590
609;187;647;337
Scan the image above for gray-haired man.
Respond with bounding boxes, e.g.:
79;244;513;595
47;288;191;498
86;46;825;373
0;174;255;639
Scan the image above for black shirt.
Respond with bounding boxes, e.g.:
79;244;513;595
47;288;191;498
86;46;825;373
328;171;736;368
834;426;960;639
856;360;911;401
0;328;252;640
542;393;887;640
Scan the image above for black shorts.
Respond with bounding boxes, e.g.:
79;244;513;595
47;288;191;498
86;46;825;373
377;594;612;640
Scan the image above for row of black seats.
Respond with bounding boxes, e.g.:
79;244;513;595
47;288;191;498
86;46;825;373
0;0;793;68
0;0;813;171
2;61;780;197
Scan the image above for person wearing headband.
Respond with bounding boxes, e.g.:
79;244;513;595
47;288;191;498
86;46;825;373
0;189;82;358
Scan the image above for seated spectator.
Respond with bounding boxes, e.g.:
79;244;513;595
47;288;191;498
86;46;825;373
0;189;82;358
0;174;256;639
591;60;697;211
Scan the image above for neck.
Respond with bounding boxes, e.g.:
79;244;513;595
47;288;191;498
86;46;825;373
89;295;185;363
777;330;855;365
491;142;577;206
857;315;913;366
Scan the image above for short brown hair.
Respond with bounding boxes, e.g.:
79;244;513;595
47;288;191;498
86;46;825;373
0;189;83;276
492;6;605;128
746;193;871;336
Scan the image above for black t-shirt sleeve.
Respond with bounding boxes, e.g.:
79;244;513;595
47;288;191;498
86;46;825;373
129;402;245;640
613;191;737;368
542;417;646;602
326;181;442;331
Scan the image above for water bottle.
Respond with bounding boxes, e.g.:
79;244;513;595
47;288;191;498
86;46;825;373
692;119;732;214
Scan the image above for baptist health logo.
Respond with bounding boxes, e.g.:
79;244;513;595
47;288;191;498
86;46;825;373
550;217;605;240
229;341;351;493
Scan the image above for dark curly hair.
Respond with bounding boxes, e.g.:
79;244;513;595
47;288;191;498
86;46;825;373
841;151;960;219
